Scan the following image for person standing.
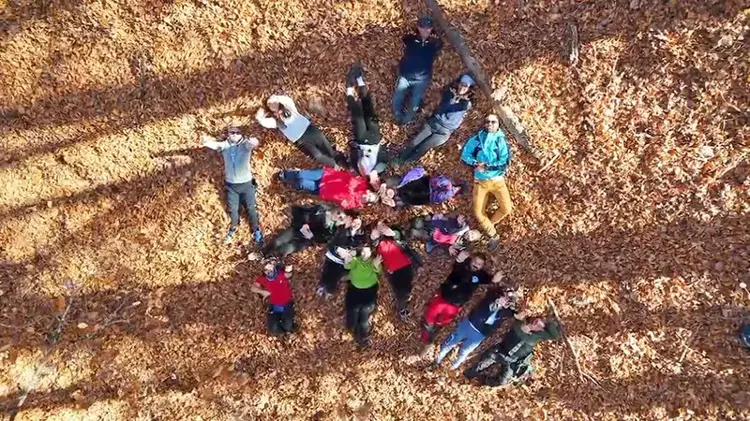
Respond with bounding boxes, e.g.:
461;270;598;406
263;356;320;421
434;288;518;369
346;63;390;176
460;114;512;249
421;251;503;347
200;126;263;245
393;74;475;165
251;258;296;335
256;95;346;169
344;246;382;348
392;16;443;125
463;315;560;387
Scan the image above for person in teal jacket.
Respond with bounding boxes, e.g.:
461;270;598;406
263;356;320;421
460;114;512;249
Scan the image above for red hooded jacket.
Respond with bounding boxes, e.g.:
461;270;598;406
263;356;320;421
318;167;369;210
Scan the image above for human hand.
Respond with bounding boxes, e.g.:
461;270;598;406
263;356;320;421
476;162;488;172
491;271;505;284
456;250;471;263
300;224;314;239
248;137;260;148
457;214;467;226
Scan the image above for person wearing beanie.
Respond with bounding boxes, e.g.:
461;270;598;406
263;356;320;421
251;258;296;335
343;246;382;348
278;167;380;210
393;74;475;165
463;314;560;387
433;287;518;369
461;113;513;250
392;16;444;125
345;63;391;176
200;126;263;245
256;95;347;169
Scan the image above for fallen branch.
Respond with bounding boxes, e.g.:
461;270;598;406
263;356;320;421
423;0;543;161
547;298;585;381
565;21;580;66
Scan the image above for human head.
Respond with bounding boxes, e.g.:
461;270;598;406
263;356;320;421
364;190;380;204
360;246;372;260
526;317;546;332
329;209;348;226
417;16;433;39
466;229;481;242
485;114;500;133
262;259;279;278
458;74;474;95
274;104;290;120
470;253;486;271
227;125;243;144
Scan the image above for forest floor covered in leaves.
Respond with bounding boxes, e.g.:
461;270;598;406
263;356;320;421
1;0;749;420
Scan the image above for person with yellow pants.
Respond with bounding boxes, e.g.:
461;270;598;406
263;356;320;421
460;114;512;249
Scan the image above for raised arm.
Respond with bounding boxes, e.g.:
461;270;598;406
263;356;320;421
200;134;229;151
267;95;298;114
255;109;278;129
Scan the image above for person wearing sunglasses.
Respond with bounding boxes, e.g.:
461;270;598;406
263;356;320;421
200;126;263;245
460;114;512;249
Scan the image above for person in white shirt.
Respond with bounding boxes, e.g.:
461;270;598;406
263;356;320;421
200;126;263;245
256;95;345;169
345;63;390;176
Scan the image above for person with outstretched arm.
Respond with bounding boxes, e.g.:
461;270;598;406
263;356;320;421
200;126;263;245
408;213;481;255
256;95;346;169
251;258;296;335
433;287;518;369
392;16;443;125
372;167;463;208
317;216;366;299
463;314;560;387
392;74;475;165
370;221;421;318
278;167;380;210
344;246;382;349
261;203;348;257
346;63;390;176
460;113;512;250
421;251;503;348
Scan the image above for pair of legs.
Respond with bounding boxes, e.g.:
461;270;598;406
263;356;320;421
280;168;323;193
421;294;462;344
225;181;261;243
473;177;513;238
348;90;390;175
345;285;378;346
436;318;485;369
464;350;534;387
297;125;346;169
263;228;311;257
387;265;414;316
267;303;295;334
319;258;347;295
396;121;452;164
392;75;430;124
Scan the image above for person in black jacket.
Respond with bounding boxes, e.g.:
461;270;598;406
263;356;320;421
434;287;519;369
392;16;443;125
317;216;366;299
421;251;503;346
262;203;349;257
464;315;560;387
346;63;390;176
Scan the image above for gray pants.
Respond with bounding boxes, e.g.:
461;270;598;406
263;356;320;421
398;121;453;163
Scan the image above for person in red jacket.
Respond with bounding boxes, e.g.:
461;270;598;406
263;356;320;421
279;167;380;210
251;258;296;335
370;221;421;318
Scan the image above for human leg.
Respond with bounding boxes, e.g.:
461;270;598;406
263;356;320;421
297;127;339;168
397;123;433;163
472;179;495;237
401;129;451;164
391;76;411;123
320;259;346;295
388;266;414;316
436;319;472;364
451;325;485;369
347;94;367;141
402;77;429;124
489;178;513;224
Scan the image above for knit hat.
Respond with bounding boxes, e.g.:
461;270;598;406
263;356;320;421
417;16;433;28
460;74;475;87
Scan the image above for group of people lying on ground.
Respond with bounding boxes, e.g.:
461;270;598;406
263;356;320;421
198;16;558;387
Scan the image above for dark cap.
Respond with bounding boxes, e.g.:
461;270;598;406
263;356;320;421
417;16;433;28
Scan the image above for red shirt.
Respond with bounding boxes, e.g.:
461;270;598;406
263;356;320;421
318;167;369;210
377;239;412;272
255;272;293;306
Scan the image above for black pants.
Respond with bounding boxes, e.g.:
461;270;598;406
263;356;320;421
464;349;534;387
347;94;389;175
320;258;347;294
297;125;344;168
226;180;259;229
397;120;453;163
345;284;378;344
267;303;295;334
388;265;414;312
263;227;311;257
409;216;430;240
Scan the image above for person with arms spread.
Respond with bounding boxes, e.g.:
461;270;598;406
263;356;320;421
460;113;512;250
261;203;348;257
392;16;443;125
200;126;263;245
464;314;560;387
251;258;296;335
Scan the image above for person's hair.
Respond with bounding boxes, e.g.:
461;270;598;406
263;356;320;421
277;104;292;119
472;252;487;262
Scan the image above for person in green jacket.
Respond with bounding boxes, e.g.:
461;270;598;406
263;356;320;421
463;313;560;386
344;246;382;348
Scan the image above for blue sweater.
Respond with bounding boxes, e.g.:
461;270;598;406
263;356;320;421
431;87;472;131
460;129;511;180
399;34;442;79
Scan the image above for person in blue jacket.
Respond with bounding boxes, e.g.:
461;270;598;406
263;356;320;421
393;74;475;165
392;16;443;125
460;114;512;249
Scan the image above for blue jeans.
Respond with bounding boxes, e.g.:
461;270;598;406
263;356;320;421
436;318;485;369
392;75;430;124
282;168;323;193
